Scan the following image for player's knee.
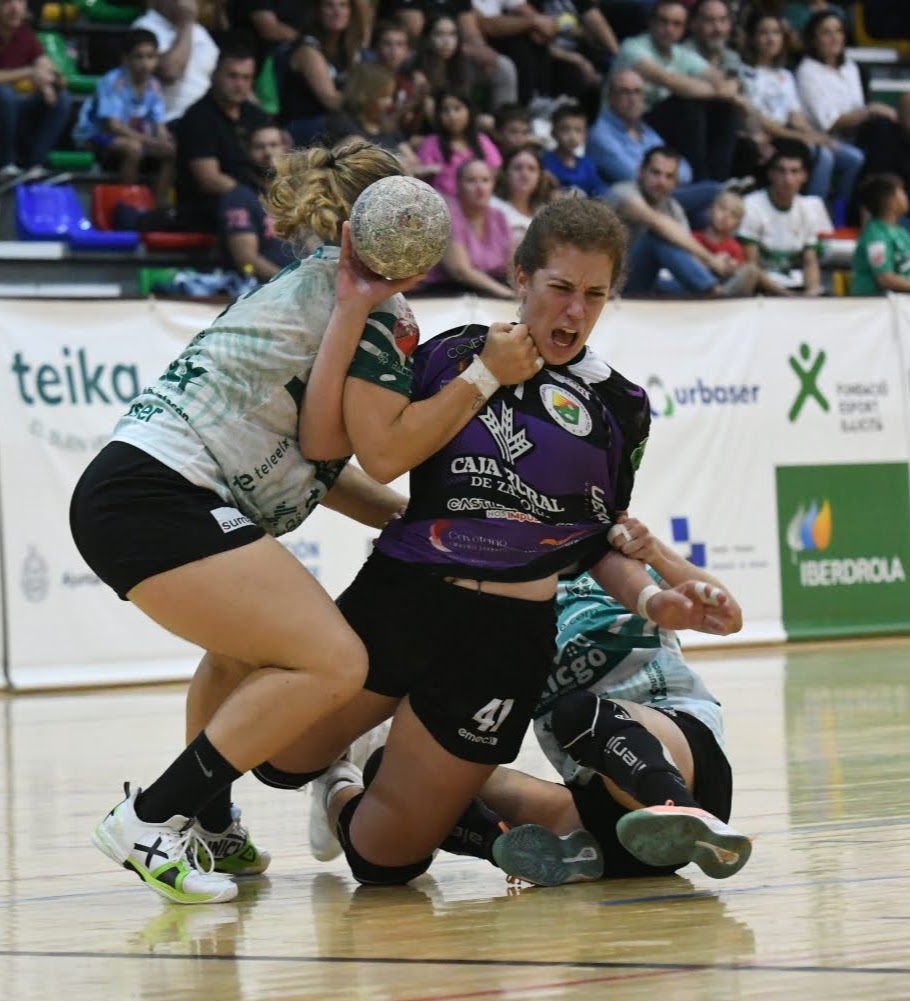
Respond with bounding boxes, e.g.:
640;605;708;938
551;690;634;751
308;630;368;700
251;761;327;790
337;793;433;886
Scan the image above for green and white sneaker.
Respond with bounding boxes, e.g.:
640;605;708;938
492;824;604;886
195;805;271;876
616;803;752;879
92;783;238;904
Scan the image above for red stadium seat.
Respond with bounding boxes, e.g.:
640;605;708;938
92;183;217;251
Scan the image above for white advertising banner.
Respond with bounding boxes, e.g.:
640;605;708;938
1;295;909;689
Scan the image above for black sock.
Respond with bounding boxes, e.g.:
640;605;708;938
440;798;506;863
136;731;242;823
552;691;699;809
196;786;234;832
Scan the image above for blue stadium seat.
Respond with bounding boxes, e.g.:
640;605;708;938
15;184;140;250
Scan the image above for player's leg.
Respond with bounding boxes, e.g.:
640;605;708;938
553;692;750;878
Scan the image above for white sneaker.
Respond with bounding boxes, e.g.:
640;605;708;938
93;783;238;904
194;804;271;876
616;802;752;879
308;759;363;862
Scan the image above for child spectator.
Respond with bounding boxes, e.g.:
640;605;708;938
850;173;910;296
693;189;747;263
371;19;429;138
416;88;501;198
490;102;541;158
542;102;606;198
73;29;175;205
695;189;785;294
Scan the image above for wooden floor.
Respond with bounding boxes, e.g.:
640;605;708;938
2;640;909;1001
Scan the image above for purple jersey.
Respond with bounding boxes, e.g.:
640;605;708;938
357;323;650;581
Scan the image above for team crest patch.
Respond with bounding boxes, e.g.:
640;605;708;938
540;384;591;436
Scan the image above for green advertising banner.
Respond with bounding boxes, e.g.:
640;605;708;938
776;463;910;638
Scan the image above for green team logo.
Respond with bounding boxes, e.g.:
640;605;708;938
788;343;829;422
776;463;910;638
540;385;591;436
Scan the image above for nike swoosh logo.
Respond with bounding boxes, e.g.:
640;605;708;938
194;751;213;778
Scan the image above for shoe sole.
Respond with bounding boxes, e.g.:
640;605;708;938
616;810;752;879
93;823;238;904
491;824;603;886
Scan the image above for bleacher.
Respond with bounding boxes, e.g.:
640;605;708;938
1;0;908;298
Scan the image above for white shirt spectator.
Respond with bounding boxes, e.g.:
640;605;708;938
490;194;531;246
741;65;801;125
133;8;219;122
472;0;525;19
795;56;865;133
739;189;832;285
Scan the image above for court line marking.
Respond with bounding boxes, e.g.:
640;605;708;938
0;949;907;976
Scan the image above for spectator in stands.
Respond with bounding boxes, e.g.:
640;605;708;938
781;0;846;37
219;123;295;282
683;0;743;77
279;0;365;145
133;0;219;124
740;11;845;201
416;88;501;197
173;44;269;232
0;0;72;180
738;139;831;294
861;94;910;211
694;188;784;293
472;0;556;106
492;143;558;245
542;102;606;197
795;9;896;218
227;0;305;69
413;14;477;128
72;29;175;206
539;0;621;122
490;101;542;157
372;19;430;138
377;0;518;109
422;156;514;297
588;67;722;227
607;145;756;296
322;61;425;174
613;0;746;180
850;174;910;296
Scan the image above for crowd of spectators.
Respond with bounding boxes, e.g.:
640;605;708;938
0;0;909;295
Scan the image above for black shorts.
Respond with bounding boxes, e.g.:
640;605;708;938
337;552;556;765
567;708;733;878
70;441;265;599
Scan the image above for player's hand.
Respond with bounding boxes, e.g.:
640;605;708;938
608;516;660;564
336;220;427;310
646;580;737;635
480;322;543;385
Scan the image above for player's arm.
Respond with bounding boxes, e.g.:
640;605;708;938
609;517;742;634
321;464;407;528
801;245;822;296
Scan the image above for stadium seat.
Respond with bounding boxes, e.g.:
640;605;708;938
81;0;141;23
37;31;100;94
16;184;140;249
853;2;910;58
91;182;217;250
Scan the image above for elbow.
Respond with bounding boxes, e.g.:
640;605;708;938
357;452;404;485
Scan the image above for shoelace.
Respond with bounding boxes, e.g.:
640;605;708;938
172;822;216;874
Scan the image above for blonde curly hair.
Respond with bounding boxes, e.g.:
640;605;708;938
265;137;405;252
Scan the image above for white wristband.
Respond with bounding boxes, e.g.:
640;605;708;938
458;355;500;401
636;583;662;621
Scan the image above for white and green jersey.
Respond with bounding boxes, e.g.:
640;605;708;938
112;246;419;536
534;570;724;785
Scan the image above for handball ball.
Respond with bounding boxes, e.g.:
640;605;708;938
350;176;452;280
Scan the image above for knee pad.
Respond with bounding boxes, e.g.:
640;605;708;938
337;793;433;886
551;690;634;756
251;761;327;790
